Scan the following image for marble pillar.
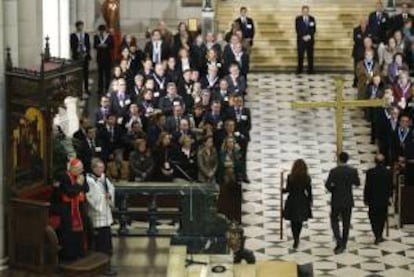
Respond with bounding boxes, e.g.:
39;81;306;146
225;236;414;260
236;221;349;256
76;0;96;32
0;0;8;271
4;0;19;65
17;0;43;67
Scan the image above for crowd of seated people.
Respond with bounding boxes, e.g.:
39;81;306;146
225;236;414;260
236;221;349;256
71;16;253;223
352;1;414;184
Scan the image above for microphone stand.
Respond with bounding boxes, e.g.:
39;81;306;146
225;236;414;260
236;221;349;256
170;161;207;267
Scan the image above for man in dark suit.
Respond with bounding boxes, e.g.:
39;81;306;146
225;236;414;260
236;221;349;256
226;95;251;183
352;18;372;87
95;96;112;127
72;117;90;154
325;152;361;254
96;114;125;163
366;74;385;143
367;1;390;44
295;5;316;74
144;29;170;65
158;82;185;116
70;21;91;94
75;126;104;173
109;78;132;120
375;106;399;165
94;24;114;95
223;42;250;78
224;63;247;96
203;100;225;130
234;6;255;46
213;79;231;110
392;2;414;33
391;114;412;160
166;105;185;134
364;154;392;244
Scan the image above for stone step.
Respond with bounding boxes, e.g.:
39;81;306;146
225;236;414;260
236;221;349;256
216;0;369;71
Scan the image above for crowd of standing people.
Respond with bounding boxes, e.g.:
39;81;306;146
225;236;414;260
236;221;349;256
53;6;257;268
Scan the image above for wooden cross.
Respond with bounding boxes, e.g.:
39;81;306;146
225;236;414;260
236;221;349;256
291;76;385;154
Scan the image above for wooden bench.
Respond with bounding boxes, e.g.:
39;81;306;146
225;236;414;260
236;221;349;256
400;185;414;226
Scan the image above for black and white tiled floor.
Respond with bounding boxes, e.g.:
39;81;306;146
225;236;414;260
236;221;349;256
243;73;414;276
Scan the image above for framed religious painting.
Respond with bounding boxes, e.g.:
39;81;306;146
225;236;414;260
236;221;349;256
182;0;203;7
10;108;47;190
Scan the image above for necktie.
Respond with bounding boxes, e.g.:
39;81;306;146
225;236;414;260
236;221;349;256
78;33;84;52
155;42;160;64
176;117;180;130
90;139;96;150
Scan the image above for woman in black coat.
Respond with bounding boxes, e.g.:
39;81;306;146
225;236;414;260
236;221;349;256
283;159;312;249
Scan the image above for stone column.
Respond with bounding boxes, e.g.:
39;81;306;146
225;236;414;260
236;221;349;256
201;2;215;36
64;97;80;137
76;0;95;32
17;0;43;67
4;0;19;64
0;0;9;271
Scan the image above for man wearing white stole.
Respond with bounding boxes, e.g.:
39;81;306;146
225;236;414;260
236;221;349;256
86;158;117;276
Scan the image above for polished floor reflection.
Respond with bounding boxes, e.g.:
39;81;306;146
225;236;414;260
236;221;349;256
0;237;170;277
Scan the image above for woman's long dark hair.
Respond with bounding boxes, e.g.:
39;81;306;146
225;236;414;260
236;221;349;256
290;159;309;183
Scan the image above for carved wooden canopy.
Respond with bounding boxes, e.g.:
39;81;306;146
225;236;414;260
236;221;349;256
5;38;83;193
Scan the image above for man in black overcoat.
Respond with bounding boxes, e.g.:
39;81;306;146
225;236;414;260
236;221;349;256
364;154;392;244
325;152;361;254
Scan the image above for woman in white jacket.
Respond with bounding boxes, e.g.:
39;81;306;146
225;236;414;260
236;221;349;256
86;158;117;276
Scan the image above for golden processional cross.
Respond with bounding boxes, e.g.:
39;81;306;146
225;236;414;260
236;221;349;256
291;76;385;154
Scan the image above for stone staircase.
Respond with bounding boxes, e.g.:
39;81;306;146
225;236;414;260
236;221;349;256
215;0;374;72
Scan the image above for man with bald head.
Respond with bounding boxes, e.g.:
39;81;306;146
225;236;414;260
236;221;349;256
364;154;392;244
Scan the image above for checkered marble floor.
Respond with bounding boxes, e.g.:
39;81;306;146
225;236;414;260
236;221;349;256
243;73;414;277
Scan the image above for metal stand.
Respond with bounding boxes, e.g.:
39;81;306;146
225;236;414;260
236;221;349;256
171;162;207;268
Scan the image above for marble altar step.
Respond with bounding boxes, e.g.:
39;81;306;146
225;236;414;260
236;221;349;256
166;250;298;277
167;246;187;277
216;0;372;71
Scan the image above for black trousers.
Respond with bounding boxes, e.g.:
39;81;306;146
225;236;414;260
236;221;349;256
368;206;387;240
330;207;352;247
82;59;89;93
240;140;249;178
97;62;112;94
353;58;358;85
291;221;303;242
94;226;113;256
297;41;314;73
